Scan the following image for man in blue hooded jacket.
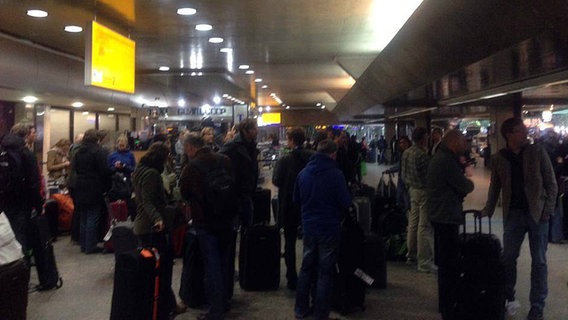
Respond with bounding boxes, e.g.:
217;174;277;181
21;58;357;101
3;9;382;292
293;139;352;320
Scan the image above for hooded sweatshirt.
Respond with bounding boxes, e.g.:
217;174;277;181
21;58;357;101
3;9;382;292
293;153;352;236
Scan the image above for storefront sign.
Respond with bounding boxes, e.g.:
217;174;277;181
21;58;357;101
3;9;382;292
156;106;234;121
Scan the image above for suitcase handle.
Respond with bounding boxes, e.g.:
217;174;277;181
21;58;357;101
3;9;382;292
462;209;491;235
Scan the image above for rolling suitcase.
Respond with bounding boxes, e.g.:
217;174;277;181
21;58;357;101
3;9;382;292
44;198;59;241
453;210;505;320
239;224;280;291
0;259;30;320
29;214;63;291
363;234;387;289
104;199;129;253
353;196;373;235
111;247;160;320
333;213;366;315
252;188;271;224
179;230;207;308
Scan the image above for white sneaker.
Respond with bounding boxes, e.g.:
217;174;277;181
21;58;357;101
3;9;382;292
505;299;521;316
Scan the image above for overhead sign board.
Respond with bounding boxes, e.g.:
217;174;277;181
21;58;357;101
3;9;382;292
85;21;136;93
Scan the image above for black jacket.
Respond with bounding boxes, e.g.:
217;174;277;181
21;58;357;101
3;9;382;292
0;134;43;212
272;147;314;227
70;141;112;205
219;132;259;197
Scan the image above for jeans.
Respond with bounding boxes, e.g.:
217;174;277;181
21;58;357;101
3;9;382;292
295;234;340;320
503;208;548;312
408;188;434;268
139;232;175;320
78;203;103;253
284;224;299;287
432;223;460;319
195;227;234;320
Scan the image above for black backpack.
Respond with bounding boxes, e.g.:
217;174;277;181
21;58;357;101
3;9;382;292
108;172;132;201
192;156;237;223
0;145;25;201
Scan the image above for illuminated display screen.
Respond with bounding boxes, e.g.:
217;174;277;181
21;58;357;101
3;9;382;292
258;112;281;126
85;21;135;93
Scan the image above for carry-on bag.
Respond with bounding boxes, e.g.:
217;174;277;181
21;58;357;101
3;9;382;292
44;198;59;241
110;247;160;320
239;224;280;291
29;214;63;291
104;199;128;253
453;209;505;320
252;188;271;225
362;234;387;289
179;230;207;308
353;196;373;235
0;259;30;320
333;213;366;315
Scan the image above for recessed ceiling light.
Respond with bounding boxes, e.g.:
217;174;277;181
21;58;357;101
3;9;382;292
261;85;268;89
71;102;83;108
64;25;83;33
177;99;186;107
177;8;197;15
254;78;263;82
316;102;322;106
195;24;212;31
245;70;255;75
27;9;48;18
238;65;250;70
159;66;170;71
107;107;115;111
286;106;290;109
22;96;38;103
82;111;89;115
208;37;224;44
220;48;233;53
321;105;326;109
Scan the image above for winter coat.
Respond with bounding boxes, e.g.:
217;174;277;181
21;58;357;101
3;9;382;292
219;132;259;197
69;141;112;205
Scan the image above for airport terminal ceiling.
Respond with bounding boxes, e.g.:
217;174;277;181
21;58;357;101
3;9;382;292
1;0;568;123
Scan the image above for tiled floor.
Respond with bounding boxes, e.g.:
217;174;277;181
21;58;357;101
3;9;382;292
26;158;568;319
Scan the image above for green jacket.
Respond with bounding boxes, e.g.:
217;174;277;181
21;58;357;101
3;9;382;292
483;143;557;224
132;164;168;235
426;144;474;225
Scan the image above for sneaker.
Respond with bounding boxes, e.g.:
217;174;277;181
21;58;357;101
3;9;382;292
526;308;544;320
417;263;438;274
505;299;521;316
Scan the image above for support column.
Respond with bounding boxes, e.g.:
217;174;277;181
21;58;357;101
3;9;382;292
489;106;515;155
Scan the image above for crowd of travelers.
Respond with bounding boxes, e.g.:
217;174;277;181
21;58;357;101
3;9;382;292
0;115;559;320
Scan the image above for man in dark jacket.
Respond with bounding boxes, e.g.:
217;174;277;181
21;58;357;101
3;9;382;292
219;118;259;228
69;129;112;254
0;122;43;253
293;139;352;320
180;133;236;320
272;127;315;290
426;129;474;320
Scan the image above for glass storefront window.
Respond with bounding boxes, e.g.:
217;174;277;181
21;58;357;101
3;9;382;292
73;111;96;137
49;108;70;144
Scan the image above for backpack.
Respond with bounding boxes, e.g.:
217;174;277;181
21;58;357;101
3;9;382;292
108;172;132;201
0;146;25;201
192;156;237;223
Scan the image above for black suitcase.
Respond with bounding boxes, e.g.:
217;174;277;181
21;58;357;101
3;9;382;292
333;214;366;315
0;259;30;320
44;198;59;241
110;223;138;257
252;188;271;224
29;214;63;291
362;234;387;289
179;230;207;308
239;225;280;291
353;196;373;235
111;247;160;320
453;210;505;320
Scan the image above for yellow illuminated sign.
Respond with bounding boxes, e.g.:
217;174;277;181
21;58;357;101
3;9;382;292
85;21;135;93
258;112;281;126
